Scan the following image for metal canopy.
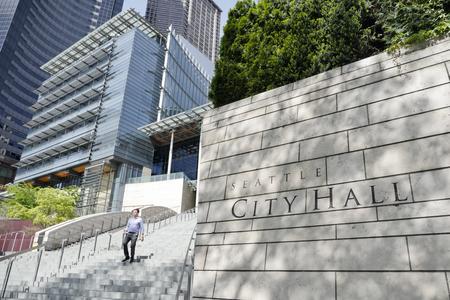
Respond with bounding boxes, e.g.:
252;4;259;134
42;9;165;75
139;103;212;145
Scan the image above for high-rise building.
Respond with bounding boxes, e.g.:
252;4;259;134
145;0;221;63
15;10;210;215
0;0;124;184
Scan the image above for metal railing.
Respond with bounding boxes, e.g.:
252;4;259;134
175;220;196;300
0;231;33;254
0;207;196;298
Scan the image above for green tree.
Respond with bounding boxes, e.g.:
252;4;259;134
210;0;379;107
372;0;450;51
3;184;78;227
211;0;450;107
209;0;255;106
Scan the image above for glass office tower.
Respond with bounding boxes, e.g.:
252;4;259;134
146;0;221;63
0;0;123;184
15;10;210;215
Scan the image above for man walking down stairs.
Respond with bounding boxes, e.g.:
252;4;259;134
2;212;196;300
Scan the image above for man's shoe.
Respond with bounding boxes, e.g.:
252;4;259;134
121;257;129;262
130;257;134;263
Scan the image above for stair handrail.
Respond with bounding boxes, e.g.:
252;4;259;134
175;212;196;299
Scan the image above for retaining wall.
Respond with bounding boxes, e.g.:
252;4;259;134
194;38;450;299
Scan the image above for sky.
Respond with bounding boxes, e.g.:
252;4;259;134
121;0;239;37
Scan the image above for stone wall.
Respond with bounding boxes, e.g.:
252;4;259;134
193;38;450;299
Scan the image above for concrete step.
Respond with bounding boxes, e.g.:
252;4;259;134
3;218;196;300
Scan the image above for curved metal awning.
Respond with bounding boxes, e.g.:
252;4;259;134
139;103;212;145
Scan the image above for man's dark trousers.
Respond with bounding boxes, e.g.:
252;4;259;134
123;232;138;259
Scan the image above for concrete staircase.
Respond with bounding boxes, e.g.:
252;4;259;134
1;214;196;300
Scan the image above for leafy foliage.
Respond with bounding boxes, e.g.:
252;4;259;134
211;0;450;106
372;0;450;51
3;184;78;227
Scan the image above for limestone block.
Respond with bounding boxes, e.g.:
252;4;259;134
368;83;450;123
225;159;326;198
209;142;299;177
266;237;409;270
262;106;367;148
198;177;227;202
252;207;377;230
342;61;382;79
204;244;266;270
197;203;210;223
201;121;218;132
213;271;335;300
192;271;216;298
349;108;450;150
342;50;387;73
207;190;306;222
252;83;294;103
265;96;302;114
202;126;227;147
293;66;342;90
224;225;335;244
306;175;412;212
278;47;448;112
194;246;208;270
196;233;224;246
337;272;448;300
196;223;215;234
377;199;450;221
298;95;337;121
338;64;448;110
327;151;366;184
214;219;253;233
216;133;262;159
200;144;219;162
216;107;266;128
364;133;450;178
210;96;252;116
411;168;450;201
233;96;277;116
300;132;348;161
380;47;450;73
337;216;450;239
345;51;450;95
409;234;450;270
225;106;298;140
198;162;211;180
202;115;212;124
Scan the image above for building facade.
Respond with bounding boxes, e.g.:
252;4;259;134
15;10;210;215
0;0;123;184
145;0;221;63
